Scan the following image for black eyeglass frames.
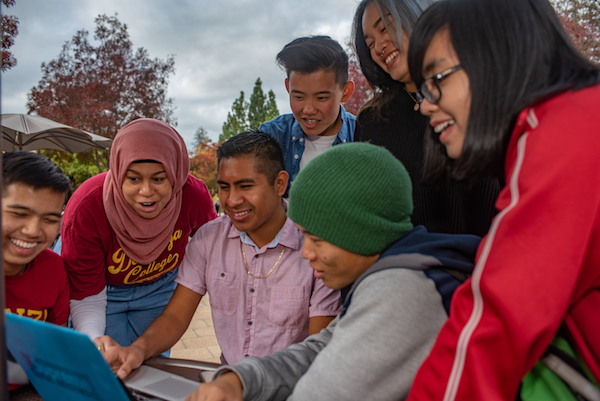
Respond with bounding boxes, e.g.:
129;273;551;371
415;64;462;105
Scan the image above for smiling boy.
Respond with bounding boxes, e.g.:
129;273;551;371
99;131;340;377
3;151;72;389
259;35;355;195
4;151;72;324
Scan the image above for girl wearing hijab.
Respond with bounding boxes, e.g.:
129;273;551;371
352;0;499;237
61;118;217;348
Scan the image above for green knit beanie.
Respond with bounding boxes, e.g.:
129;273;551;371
288;142;413;256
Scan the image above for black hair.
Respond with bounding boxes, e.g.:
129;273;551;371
277;35;349;87
2;151;72;201
217;130;286;185
352;0;435;117
408;0;600;182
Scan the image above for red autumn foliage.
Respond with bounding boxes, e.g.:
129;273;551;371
552;0;600;64
343;55;373;116
190;141;219;196
1;0;19;71
28;14;175;139
27;14;176;170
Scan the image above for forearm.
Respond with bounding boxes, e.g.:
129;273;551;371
70;287;107;340
131;284;202;359
99;304;196;381
131;311;191;359
214;326;332;401
308;315;335;335
291;271;447;401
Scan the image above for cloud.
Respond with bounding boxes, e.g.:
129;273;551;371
1;0;359;148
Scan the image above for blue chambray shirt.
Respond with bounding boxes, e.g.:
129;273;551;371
259;105;356;196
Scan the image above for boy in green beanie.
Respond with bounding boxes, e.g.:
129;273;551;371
186;142;482;401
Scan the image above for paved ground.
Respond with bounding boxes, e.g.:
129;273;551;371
170;294;221;363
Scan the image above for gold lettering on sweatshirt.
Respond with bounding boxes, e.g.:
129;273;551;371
107;230;183;284
6;308;48;321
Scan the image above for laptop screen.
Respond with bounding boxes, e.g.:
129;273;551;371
5;312;133;401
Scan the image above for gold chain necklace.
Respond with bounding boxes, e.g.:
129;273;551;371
241;243;285;279
404;87;420;111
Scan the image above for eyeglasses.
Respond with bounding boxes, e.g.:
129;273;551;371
416;64;462;105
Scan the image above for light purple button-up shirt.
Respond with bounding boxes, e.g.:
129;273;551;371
176;215;341;364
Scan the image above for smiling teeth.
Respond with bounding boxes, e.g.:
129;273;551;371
141;202;154;206
305;119;318;124
11;239;37;249
234;211;249;217
385;51;398;65
434;120;455;134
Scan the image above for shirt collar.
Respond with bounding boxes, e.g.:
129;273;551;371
240;228;282;251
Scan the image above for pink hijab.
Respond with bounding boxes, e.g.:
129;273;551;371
103;118;190;265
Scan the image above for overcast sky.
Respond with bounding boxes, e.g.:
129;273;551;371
1;0;359;148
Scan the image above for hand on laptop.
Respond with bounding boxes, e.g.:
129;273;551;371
94;334;118;353
95;335;145;379
185;372;243;401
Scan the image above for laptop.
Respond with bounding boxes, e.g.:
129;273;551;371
5;312;206;401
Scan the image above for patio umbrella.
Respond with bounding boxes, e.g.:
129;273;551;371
1;114;113;153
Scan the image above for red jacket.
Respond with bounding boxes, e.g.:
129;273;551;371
407;84;600;401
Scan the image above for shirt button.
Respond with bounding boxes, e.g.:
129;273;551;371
245;355;249;357
294;154;299;159
248;322;252;326
250;288;255;293
254;254;259;258
299;137;304;142
343;139;346;143
220;273;225;277
292;136;296;140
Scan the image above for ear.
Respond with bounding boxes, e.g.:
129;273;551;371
341;80;355;103
275;170;289;197
285;78;290;94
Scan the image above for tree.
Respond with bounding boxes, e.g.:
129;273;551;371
47;153;99;189
191;126;211;155
1;0;19;72
249;78;279;128
551;0;600;64
27;13;176;177
190;141;219;196
264;90;279;124
220;91;248;142
190;127;218;195
248;78;266;129
343;55;373;116
342;40;373;116
247;78;279;129
220;78;279;141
